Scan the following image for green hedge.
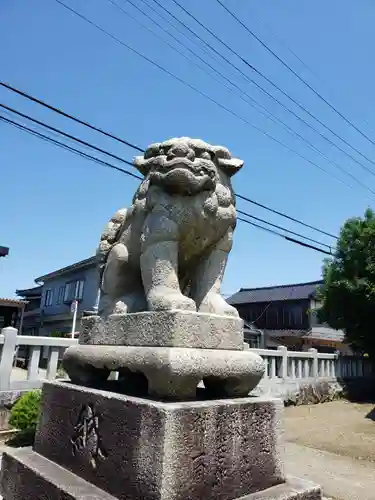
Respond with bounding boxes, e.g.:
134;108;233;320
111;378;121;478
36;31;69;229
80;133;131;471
8;391;42;446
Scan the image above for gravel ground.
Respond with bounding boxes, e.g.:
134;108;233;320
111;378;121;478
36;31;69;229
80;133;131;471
284;399;375;462
286;442;375;500
284;400;375;499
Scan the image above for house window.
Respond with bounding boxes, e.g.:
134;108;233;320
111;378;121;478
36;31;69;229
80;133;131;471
245;335;260;348
44;289;53;307
64;280;85;303
289;305;303;327
64;282;72;303
310;309;324;326
74;280;85;300
56;286;65;305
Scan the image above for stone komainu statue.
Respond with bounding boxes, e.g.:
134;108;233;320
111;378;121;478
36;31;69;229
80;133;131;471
97;137;243;318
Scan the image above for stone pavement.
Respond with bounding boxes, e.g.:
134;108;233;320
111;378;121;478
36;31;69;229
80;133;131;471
11;366;46;381
286;442;375;500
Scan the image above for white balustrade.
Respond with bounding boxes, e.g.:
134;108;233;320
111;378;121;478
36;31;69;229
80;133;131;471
0;327;371;391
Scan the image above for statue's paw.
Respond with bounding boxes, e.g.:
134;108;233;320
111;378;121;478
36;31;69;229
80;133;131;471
113;301;128;314
199;293;239;317
148;288;197;312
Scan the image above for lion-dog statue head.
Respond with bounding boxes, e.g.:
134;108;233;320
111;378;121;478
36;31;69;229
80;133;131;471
133;137;243;196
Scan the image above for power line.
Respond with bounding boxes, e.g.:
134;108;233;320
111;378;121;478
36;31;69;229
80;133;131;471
0;114;142;180
137;0;226;69
1;112;333;256
215;0;375;150
167;0;375;176
243;4;324;85
111;0;375;196
237;194;337;239
0;103;136;170
51;1;371;196
108;0;260;100
1;84;337;239
237;209;334;250
0;81;144;153
237;217;332;256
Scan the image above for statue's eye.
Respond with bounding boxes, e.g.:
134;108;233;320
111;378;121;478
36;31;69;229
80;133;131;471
199;151;211;160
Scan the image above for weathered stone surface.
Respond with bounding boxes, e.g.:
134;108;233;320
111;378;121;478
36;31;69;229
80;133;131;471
33;382;285;500
240;476;321;499
97;137;243;318
0;448;321;500
63;344;265;398
252;378;344;406
80;310;244;350
0;447;117;500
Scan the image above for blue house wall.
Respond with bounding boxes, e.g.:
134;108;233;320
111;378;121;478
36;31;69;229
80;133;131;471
41;267;98;315
37;257;98;335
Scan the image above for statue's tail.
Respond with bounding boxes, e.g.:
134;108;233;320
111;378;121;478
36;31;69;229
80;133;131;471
96;208;128;287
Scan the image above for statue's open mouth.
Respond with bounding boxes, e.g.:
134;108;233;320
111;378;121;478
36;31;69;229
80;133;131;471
149;157;216;194
160;157;215;178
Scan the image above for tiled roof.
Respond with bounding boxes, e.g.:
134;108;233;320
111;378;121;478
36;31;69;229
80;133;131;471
0;298;28;307
227;280;323;305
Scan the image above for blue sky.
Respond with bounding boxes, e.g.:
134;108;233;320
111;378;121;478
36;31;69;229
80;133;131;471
1;0;375;298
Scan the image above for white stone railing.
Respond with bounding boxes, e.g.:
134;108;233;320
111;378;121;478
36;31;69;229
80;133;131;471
0;328;371;393
0;327;78;391
251;346;372;381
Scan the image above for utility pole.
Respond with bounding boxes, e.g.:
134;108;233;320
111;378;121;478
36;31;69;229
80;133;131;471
71;300;78;339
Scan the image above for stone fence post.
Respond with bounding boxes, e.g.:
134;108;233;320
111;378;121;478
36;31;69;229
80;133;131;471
0;327;18;390
277;345;288;379
308;348;318;378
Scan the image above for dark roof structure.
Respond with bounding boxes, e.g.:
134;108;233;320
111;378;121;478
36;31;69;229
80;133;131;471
227;280;323;305
16;286;42;298
35;256;96;283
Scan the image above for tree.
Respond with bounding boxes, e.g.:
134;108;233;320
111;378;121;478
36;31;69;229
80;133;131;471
318;208;375;358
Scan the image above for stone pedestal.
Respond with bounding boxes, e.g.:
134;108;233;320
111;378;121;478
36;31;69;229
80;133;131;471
62;311;266;399
0;382;321;500
63;344;265;399
80;311;245;350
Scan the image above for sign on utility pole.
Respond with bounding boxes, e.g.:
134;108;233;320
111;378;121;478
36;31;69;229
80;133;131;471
0;246;9;258
71;300;78;339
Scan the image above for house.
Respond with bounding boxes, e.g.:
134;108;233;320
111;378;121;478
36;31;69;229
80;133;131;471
0;298;27;331
15;285;42;335
0;246;27;331
227;280;349;353
243;321;264;349
29;257;98;336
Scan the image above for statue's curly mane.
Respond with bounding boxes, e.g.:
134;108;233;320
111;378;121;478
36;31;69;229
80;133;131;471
96;137;243;297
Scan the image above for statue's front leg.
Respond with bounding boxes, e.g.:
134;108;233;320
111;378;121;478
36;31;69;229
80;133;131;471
141;210;196;312
191;228;239;317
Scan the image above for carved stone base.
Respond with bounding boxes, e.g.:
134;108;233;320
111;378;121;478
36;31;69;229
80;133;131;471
63;344;265;399
80;310;244;350
1;382;321;499
1;448;322;499
0;381;320;499
1;447;116;500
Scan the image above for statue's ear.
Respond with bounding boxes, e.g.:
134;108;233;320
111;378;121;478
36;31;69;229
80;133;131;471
217;158;244;177
133;156;151;177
